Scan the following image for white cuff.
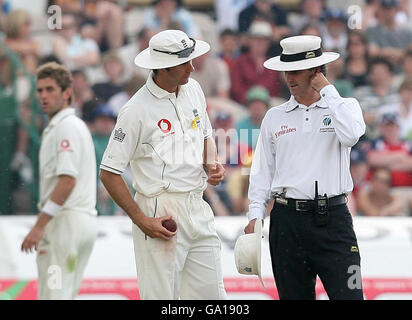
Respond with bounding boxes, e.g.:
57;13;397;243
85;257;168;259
247;209;266;222
42;200;62;216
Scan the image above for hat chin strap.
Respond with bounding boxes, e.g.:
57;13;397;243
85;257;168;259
280;48;322;62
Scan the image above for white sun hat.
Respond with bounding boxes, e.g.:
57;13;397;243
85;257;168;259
234;218;265;289
134;29;210;69
263;35;340;71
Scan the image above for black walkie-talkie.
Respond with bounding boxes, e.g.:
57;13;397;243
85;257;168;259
314;181;328;226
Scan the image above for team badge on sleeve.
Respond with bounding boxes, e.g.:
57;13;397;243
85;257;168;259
114;128;126;142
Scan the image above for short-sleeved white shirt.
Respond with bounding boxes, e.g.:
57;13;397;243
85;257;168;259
100;73;213;197
38;108;97;216
248;85;366;221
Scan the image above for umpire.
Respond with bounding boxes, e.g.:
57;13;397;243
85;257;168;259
244;35;366;300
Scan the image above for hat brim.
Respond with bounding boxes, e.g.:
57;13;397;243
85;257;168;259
134;39;210;69
254;218;265;289
264;52;340;71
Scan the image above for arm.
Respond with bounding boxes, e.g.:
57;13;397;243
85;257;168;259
99;169;176;239
367;150;408;168
380;195;404;216
312;73;366;147
21;175;76;253
204;137;225;186
357;187;379;216
245;114;276;233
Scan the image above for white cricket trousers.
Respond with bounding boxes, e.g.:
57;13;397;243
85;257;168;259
132;191;227;300
36;210;98;300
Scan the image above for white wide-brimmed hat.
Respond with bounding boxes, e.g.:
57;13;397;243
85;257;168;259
264;35;340;71
134;29;210;69
234;218;265;289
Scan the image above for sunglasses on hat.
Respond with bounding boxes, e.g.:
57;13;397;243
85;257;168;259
153;38;196;58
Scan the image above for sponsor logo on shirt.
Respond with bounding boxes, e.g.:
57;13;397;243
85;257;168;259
158;119;175;138
320;116;335;133
59;139;73;152
274;125;296;139
158;119;172;133
114;128;126;142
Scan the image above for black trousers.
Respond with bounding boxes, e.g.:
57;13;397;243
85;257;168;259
269;201;364;300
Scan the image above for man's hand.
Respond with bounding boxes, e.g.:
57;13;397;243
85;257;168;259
205;162;225;186
21;225;46;253
244;218;257;234
311;71;330;93
137;215;177;240
21;213;53;253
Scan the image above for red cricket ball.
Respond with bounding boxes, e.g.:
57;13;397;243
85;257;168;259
162;219;177;232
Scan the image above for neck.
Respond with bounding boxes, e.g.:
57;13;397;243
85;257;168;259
294;89;321;106
48;104;69;120
153;74;178;94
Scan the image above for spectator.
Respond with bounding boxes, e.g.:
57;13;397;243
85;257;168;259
394;48;412;87
90;104;119;215
357;167;405;216
398;78;412;139
217;29;241;72
86;0;126;52
230;20;281;104
326;57;354;98
92;51;125;102
366;111;412;189
354;57;398;139
236;85;270;149
71;69;103;123
117;27;156;80
344;30;370;88
362;0;381;29
381;77;412;140
49;0;126;52
299;22;322;37
349;147;370;215
238;0;290;42
191;51;231;99
215;111;250;215
366;0;412;67
142;0;201;38
108;74;147;115
215;0;253;32
3;10;40;73
52;12;100;70
321;8;348;57
288;0;326;35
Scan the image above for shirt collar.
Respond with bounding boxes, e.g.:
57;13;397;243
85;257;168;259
48;108;75;127
146;72;179;100
285;95;328;112
43;108;75;136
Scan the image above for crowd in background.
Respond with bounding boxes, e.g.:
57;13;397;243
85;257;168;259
1;0;412;217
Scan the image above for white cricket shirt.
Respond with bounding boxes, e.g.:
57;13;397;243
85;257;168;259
248;85;366;221
100;73;213;197
38;108;97;216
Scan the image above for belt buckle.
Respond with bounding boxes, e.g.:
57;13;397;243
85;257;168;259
295;200;307;211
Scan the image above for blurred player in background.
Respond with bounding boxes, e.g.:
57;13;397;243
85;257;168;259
21;62;98;300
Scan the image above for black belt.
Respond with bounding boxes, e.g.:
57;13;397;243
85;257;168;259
275;194;347;212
